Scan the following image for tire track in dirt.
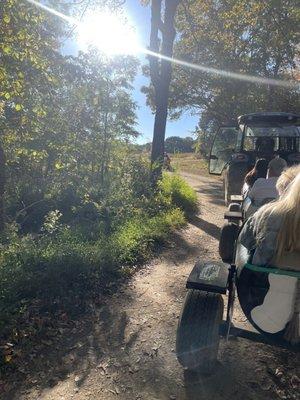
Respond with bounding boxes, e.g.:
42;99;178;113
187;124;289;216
5;173;299;400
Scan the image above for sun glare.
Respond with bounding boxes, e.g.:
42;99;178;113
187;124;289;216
77;12;140;56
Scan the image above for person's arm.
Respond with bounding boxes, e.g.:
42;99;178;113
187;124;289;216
239;216;256;252
242;182;250;197
253;228;279;266
248;180;259;201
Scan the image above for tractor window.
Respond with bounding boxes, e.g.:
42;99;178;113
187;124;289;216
243;136;300;153
242;128;300;153
246;125;300;137
209;127;239;175
279;137;300;152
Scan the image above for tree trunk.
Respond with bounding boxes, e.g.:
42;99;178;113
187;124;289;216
149;0;180;181
0;143;5;232
151;85;169;168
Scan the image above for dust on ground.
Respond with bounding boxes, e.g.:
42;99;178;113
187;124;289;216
2;173;299;400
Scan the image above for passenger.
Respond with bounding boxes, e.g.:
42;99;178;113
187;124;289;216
247;156;287;205
239;167;300;343
256;137;275;156
276;164;300;195
242;159;268;197
240;165;300;264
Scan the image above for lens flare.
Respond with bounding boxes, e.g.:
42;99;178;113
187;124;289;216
25;0;299;89
26;0;76;24
77;12;140;55
145;50;298;89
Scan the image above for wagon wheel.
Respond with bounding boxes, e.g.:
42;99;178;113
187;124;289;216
176;290;224;374
219;222;239;263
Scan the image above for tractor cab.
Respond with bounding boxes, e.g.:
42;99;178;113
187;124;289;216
209;112;300;204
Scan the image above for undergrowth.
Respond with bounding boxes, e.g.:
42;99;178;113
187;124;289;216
0;173;197;364
159;174;199;216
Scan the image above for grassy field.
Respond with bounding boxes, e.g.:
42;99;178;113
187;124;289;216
171;152;209;176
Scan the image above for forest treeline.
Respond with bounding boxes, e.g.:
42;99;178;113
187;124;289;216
137;136;196;154
0;0;198;361
173;0;300;156
141;0;299;157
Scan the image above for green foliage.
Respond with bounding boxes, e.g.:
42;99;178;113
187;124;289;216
42;210;63;234
0;228;102;329
0;0;199;361
0;162;198;336
164;136;195;153
159;174;199;215
110;208;185;265
168;0;300;142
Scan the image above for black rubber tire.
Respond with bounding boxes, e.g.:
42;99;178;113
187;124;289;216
176;290;224;374
219;222;239;263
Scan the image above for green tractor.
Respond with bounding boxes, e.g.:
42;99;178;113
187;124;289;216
209;112;300;204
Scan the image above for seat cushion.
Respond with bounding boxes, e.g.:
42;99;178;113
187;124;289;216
237;264;299;335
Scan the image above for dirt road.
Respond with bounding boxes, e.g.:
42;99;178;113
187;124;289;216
3;173;299;400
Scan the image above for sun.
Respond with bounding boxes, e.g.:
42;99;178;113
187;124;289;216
77;11;140;56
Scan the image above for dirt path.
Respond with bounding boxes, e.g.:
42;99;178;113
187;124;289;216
3;173;299;400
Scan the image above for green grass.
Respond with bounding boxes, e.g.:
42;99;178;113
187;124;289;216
111;208;185;265
0;174;198;357
160;173;199;216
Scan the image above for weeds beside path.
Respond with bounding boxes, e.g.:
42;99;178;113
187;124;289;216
2;172;299;400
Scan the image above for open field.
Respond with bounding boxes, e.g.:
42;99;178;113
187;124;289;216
171;153;210;177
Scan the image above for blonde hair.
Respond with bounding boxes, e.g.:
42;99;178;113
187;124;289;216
273;171;300;257
276;164;300;195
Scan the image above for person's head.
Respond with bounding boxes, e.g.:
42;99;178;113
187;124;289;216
244;158;268;185
267;156;287;178
274;171;300;257
276;164;300;196
256;137;275;153
254;158;268;178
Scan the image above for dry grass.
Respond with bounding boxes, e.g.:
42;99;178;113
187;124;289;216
171;153;209;176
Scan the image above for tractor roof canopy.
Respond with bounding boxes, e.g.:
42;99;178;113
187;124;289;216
238;112;300;126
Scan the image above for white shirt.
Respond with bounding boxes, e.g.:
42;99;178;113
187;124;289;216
248;177;279;205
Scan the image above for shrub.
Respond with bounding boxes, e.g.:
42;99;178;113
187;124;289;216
111;208;185;264
0;229;102;330
0;169;197;350
159;173;199;215
0;208;186;334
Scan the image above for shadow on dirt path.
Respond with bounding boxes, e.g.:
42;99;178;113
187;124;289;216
2;172;299;400
190;215;221;240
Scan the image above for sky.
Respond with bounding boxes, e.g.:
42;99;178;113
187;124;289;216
63;0;199;144
124;0;199;144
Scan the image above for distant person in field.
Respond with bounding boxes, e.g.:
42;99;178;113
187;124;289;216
243;158;268;197
248;156;287;205
163;151;171;170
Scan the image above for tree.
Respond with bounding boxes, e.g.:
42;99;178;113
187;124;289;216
147;0;180;179
0;0;65;231
0;0;139;231
165;136;195;153
170;0;300;138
